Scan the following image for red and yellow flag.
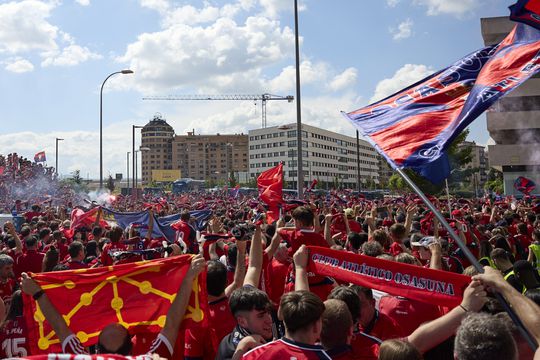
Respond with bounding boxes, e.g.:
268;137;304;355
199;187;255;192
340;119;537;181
23;255;208;355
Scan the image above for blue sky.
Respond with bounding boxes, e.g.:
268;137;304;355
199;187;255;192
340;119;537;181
0;0;512;178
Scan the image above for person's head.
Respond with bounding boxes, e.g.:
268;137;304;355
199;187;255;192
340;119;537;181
278;290;325;343
4;290;23;323
229;286;273;339
533;229;540;243
516;223;528;235
411;236;437;261
292;206;314;228
206;260;227;297
108;226;124;243
180;211;191;222
348;232;368;252
389;223;406;242
0;254;14;280
68;241;85;261
525;288;540;306
327;286;361;324
97;323;132;355
513;260;539;289
463;265;479;277
19;226;31;239
395;252;421;266
372;229;390;248
361;241;383;257
38;228;51;243
490;248;512;270
85;240;99;258
479;240;493;259
454;313;517;360
378;339;422;360
92;226;103;239
349;285;375;327
25;235;38;249
42;246;59;272
492;235;511;253
320;299;353;350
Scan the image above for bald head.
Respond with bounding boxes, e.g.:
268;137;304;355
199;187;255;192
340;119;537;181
98;323;132;355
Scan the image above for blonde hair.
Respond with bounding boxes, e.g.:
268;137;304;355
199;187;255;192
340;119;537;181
378;339;422;360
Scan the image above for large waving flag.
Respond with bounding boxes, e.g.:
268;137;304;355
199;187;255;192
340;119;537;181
257;163;284;224
103;208;212;242
510;0;540;30
34;151;46;163
23;255;208;355
343;23;540;183
514;176;536;194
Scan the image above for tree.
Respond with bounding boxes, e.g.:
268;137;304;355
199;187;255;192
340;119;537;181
106;175;115;193
484;168;504;194
71;170;83;185
229;171;237;187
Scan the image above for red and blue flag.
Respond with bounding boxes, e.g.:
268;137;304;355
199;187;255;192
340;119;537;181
343;23;540;183
510;0;540;30
34;151;46;163
514;176;536;195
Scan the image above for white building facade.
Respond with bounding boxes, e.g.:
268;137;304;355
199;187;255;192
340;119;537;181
248;123;380;189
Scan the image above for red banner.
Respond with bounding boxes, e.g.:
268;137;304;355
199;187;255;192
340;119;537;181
257;163;284;224
23;255;208;355
307;246;470;307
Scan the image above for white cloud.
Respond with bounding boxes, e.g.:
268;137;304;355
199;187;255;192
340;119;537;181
391;19;413;40
41;44;102;67
387;0;401;7
328;68;358;92
413;0;478;17
75;0;90;6
0;0;58;54
370;64;433;103
117;16;296;93
4;58;34;73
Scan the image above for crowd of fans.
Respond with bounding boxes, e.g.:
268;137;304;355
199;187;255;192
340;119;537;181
0;155;539;359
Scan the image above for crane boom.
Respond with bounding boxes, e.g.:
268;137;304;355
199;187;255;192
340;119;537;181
142;93;294;128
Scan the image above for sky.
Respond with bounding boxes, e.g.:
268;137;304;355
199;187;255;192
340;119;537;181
0;0;512;179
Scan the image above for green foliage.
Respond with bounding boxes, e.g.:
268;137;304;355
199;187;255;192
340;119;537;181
59;169;88;192
229;171;237;187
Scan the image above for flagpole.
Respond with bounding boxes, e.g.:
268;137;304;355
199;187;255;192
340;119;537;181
396;168;538;351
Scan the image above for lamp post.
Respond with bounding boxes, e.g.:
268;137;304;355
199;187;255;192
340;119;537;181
226;143;233;186
293;0;304;199
134;147;150;196
356;130;361;192
55;138;64;177
100;69;133;189
132;125;144;197
126;151;130;192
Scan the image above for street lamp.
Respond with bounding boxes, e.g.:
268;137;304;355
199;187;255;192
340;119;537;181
99;69;133;189
225;143;233;186
134;147;151;194
293;0;304;199
132;125;144;196
55;138;64;177
126;151;130;192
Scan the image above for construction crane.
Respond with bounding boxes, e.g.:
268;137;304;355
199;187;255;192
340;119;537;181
142;93;294;128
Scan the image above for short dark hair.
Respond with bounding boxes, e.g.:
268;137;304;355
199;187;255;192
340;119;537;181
292;207;314;227
25;235;38;248
180;211;191;221
68;241;84;258
108;226;124;243
229;286;272;316
279;290;325;333
328;286;361;322
349;285;373;300
92;226;103;237
389;223;406;238
206;260;227;297
490;248;510;262
38;228;51;240
348;232;368;251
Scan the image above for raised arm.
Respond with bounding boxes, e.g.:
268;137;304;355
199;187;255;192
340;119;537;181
146;209;154;240
265;218;284;259
5;222;22;255
161;254;205;345
429;242;443;270
404;204;416;238
473;267;540;345
293;245;309;292
243;225;263;288
225;239;247;297
407;280;487;353
324;213;337;248
21;273;72;344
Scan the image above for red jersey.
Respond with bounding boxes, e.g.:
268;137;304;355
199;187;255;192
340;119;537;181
378;295;441;336
208;297;236;347
16;250;44;277
278;228;328;257
350;331;380;360
348;220;362;233
359;310;403;340
263;257;290;305
67;261;88;270
0;278;15;308
242;338;331;360
388;242;405;257
0;316;29;358
100;242;128;266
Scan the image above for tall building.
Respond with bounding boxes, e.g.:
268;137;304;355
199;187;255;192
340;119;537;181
458;140;489;191
481;17;540;195
248;123;379;189
141;115;248;184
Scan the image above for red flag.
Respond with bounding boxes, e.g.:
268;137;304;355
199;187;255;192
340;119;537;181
23;255;208;355
70;207;108;230
257;163;284;223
